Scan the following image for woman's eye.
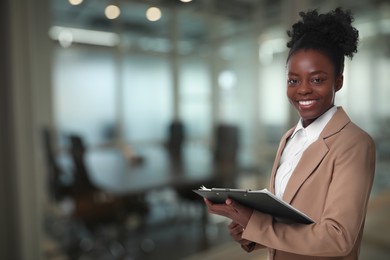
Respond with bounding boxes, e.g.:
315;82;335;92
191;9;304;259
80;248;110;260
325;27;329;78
287;79;298;84
312;78;323;84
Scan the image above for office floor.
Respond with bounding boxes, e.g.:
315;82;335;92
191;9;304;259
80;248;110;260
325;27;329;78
43;188;390;260
43;190;233;260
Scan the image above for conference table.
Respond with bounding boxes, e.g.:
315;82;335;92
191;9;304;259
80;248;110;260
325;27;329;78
83;143;218;195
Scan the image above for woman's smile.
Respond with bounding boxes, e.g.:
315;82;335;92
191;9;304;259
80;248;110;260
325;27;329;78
298;99;317;107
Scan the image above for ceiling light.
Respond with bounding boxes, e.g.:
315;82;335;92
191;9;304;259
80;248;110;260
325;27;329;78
105;5;121;20
68;0;83;5
49;26;120;47
146;7;162;22
180;0;193;2
58;29;73;48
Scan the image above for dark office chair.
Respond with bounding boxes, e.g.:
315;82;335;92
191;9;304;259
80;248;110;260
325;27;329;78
166;120;185;159
42;130;118;257
214;124;239;163
67;135;127;222
68;135;99;196
165;121;211;223
213;124;240;188
41;127;71;202
68;134;148;228
64;134;133;258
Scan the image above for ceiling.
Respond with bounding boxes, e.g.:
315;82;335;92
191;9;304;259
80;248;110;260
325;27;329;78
51;0;281;42
51;0;387;50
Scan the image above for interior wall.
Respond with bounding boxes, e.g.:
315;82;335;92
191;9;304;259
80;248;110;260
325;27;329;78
0;0;17;258
0;0;52;259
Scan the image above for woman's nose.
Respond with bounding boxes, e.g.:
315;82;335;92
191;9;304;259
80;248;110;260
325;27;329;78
297;82;312;95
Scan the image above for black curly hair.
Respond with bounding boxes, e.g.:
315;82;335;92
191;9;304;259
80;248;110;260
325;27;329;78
286;7;359;76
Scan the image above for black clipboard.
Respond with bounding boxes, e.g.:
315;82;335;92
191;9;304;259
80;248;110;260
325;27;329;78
193;187;314;224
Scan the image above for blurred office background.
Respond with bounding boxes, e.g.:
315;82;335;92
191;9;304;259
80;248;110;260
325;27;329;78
1;0;390;259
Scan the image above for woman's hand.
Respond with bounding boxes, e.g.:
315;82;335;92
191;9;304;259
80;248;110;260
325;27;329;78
228;221;250;243
204;197;253;228
204;198;256;251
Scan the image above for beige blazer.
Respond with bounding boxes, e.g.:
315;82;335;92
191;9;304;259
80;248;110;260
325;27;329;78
242;107;376;260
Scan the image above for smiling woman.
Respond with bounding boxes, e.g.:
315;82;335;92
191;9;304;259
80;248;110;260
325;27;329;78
204;7;376;260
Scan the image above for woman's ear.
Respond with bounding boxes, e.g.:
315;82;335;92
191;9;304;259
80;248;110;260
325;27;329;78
335;75;344;92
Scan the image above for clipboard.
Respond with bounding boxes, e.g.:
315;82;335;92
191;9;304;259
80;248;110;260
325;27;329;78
193;186;314;224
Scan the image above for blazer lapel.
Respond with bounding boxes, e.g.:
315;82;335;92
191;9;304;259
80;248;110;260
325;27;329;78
281;107;351;203
282;139;329;203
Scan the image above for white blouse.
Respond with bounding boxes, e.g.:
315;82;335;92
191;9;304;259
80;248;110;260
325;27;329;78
274;106;337;199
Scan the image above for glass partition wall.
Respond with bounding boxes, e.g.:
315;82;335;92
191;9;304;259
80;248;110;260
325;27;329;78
51;0;270;172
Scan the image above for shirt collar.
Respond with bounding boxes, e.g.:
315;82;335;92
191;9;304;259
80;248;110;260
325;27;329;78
290;106;338;140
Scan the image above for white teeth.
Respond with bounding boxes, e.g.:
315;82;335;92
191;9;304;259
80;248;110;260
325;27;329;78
299;100;315;105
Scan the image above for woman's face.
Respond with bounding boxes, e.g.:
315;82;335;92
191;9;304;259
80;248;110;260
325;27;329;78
286;49;343;127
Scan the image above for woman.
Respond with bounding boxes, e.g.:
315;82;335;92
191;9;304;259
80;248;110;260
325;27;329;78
204;8;376;260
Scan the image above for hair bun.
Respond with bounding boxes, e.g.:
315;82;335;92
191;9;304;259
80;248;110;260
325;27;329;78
287;8;359;59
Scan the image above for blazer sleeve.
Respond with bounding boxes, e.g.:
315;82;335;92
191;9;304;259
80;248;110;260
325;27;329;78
242;129;376;257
